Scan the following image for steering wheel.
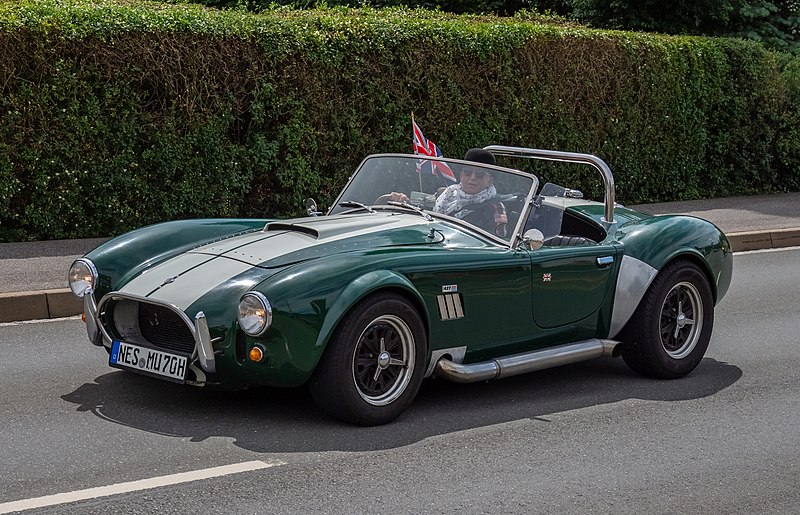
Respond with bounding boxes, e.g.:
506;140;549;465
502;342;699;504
456;200;509;238
450;201;489;220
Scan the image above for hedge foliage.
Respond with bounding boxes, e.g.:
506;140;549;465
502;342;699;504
165;0;800;53
0;0;798;241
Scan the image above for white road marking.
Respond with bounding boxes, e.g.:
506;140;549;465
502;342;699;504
0;315;81;327
736;245;800;255
0;460;284;513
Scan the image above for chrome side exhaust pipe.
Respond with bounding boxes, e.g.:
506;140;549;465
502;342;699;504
433;339;620;384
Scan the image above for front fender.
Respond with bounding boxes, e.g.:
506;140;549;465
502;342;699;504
246;256;428;386
315;269;427;352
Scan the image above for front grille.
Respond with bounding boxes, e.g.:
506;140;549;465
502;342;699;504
137;303;195;354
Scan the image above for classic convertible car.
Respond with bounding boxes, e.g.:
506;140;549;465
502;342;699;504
69;146;733;425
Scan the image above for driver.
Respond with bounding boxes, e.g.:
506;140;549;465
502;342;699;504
432;149;509;237
433;148;497;218
382;148;509;237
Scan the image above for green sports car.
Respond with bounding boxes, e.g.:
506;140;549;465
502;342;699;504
69;146;733;425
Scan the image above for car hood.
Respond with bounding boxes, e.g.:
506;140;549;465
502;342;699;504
116;213;433;310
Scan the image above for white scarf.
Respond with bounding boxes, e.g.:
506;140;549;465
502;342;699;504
434;184;497;218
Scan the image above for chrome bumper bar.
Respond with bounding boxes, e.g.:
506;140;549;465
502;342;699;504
85;291;216;374
83;287;102;347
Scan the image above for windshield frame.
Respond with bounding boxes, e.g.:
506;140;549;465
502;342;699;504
329;153;540;249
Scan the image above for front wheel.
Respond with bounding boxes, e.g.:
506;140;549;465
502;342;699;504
621;260;714;379
308;292;426;425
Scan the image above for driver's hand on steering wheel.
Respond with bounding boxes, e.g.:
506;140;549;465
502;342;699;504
375;191;409;204
388;192;408;203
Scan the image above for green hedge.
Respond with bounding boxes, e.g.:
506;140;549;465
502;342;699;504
0;0;798;241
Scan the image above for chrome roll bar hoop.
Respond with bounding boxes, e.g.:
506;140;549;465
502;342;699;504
483;146;616;225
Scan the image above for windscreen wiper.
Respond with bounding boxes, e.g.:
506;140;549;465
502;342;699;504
387;201;434;221
339;201;375;214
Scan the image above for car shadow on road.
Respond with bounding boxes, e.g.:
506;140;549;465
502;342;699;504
61;357;741;453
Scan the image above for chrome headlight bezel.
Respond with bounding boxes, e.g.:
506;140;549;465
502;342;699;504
237;292;273;337
68;258;98;298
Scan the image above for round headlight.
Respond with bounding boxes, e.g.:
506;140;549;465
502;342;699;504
68;259;97;298
238;292;272;336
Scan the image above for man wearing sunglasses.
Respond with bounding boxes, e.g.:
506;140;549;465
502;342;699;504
433;149;508;237
433;148;497;217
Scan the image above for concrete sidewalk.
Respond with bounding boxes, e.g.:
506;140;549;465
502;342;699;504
1;192;799;323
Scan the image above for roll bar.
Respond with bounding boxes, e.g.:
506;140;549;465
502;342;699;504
483;146;616;225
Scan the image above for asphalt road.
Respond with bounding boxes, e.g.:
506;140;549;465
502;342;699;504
1;248;798;514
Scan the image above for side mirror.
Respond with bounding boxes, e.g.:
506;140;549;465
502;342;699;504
305;198;321;217
522;229;544;251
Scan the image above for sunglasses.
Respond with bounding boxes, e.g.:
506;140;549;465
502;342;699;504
461;169;489;179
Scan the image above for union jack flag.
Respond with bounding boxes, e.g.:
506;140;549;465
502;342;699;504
412;119;456;183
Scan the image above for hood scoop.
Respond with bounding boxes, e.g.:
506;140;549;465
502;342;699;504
265;214;421;241
265;222;319;239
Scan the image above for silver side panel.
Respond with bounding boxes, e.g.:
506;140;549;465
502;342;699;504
608;255;658;338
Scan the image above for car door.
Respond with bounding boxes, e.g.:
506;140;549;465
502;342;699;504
527;243;620;334
408;246;534;360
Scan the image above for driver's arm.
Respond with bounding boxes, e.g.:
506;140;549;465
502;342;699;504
375;192;409;204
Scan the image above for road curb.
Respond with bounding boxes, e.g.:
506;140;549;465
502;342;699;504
727;227;800;252
2;228;798;324
0;289;81;323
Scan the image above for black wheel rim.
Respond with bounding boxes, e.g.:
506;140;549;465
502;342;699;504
659;281;703;359
352;314;415;406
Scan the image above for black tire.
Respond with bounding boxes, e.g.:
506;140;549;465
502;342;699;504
308;292;427;426
620;259;714;379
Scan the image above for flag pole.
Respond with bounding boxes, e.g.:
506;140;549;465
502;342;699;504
411;111;415;149
412;112;422;192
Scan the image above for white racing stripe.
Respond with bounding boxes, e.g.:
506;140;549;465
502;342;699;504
0;460;284;514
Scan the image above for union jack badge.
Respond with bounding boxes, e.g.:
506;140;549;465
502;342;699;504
542;273;552;282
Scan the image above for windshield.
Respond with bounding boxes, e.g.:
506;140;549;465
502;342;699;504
330;155;538;243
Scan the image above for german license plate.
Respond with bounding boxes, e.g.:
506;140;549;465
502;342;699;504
109;340;188;382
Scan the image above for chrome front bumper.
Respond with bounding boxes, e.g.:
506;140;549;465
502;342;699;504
84;290;216;374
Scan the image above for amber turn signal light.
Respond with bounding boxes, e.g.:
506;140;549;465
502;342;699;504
249;344;265;363
81;312;86;323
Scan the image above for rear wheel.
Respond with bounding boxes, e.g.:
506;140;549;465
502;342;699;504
308;292;426;425
621;260;714;379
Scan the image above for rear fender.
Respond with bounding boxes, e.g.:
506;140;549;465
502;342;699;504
617;215;731;297
609;215;733;337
